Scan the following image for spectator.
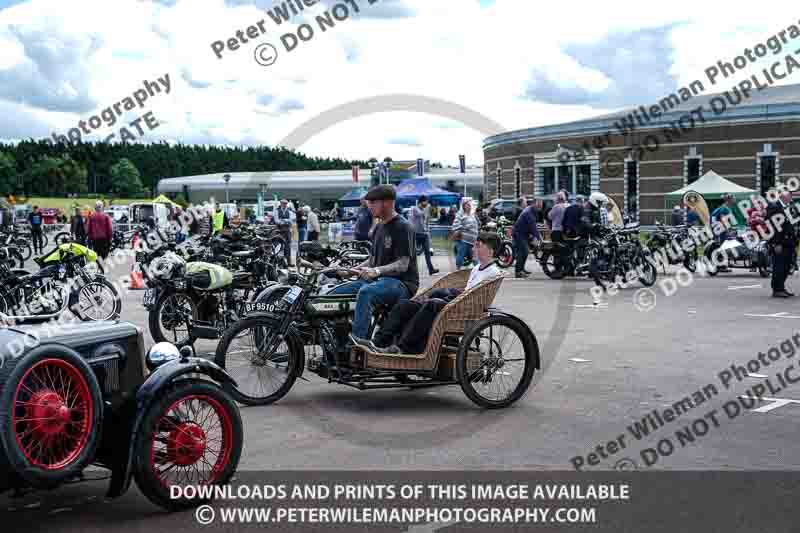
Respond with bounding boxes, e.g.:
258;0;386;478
563;196;583;238
408;195;438;276
513;200;541;279
451;199;479;269
87;201;113;260
275;198;296;265
28;205;44;254
512;197;526;222
296;205;308;242
671;205;684;226
353;198;373;242
70;206;87;245
448;205;457;225
305;206;320;241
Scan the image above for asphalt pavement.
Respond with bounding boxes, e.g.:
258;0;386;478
4;247;800;529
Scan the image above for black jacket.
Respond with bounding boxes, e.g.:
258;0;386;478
766;201;797;247
562;204;582;236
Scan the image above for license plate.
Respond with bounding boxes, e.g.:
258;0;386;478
283;286;302;304
243;302;276;314
143;288;158;307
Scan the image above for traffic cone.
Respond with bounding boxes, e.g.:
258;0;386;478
129;262;145;290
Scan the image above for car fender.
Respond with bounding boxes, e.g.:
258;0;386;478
107;357;235;498
486;308;541;370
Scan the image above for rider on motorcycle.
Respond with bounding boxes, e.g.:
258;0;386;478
331;185;419;347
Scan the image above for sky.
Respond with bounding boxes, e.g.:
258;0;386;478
0;0;798;169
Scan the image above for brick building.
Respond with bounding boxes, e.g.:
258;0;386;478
483;83;800;224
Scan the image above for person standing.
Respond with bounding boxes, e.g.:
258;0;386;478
562;196;582;238
408;195;438;276
512;197;526;222
305;206;320;241
28;205;44;254
70;206;87;245
296;205;308;242
451;200;479;269
767;191;797;298
512;200;541;279
548;192;567;268
671;205;684;226
275;198;296;266
87;201;113;260
353;199;373;242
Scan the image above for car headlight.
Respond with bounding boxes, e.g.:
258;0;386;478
146;341;180;371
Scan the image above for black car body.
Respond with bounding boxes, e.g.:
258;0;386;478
0;321;242;511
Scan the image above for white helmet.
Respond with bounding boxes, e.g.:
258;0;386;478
589;192;609;207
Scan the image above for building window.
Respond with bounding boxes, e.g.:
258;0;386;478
760;155;776;196
576;165;591;197
558;165;571;193
626;160;638;220
496;167;502;198
542;167;556;196
514;167;521;198
687;158;701;184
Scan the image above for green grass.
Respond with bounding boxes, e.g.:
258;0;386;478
24;197;145;210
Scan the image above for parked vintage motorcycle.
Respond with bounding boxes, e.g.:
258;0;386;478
536;229;603;280
589;225;658;288
644;222;699;273
0;243;121;323
145;237;285;345
703;228;774;276
482;217;515;269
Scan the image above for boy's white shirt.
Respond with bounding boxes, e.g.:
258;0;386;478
467;262;501;290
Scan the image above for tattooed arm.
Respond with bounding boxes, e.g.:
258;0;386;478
376;256;410;276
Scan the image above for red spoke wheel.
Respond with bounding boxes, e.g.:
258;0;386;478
0;346;102;488
134;381;242;511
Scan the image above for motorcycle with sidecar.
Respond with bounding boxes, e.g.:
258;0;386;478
0;321;242;511
214;261;540;409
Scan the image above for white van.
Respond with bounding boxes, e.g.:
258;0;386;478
129;202;169;228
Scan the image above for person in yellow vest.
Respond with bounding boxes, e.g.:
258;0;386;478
212;204;226;234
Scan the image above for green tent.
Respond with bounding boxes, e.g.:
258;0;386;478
664;170;756;226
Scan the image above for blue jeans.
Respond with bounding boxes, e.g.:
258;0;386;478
298;226;307;242
329;277;410;338
456;240;473;269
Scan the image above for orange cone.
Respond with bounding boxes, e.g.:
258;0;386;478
129;262;145;290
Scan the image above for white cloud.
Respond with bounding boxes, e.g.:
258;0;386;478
0;0;799;167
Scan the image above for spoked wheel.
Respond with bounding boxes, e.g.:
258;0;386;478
54;232;72;246
456;315;538;408
540;252;565;279
73;279;122;321
149;292;198;344
683;251;697;273
215;315;301;406
0;346;102;488
636;256;657;287
134;381;242;511
15;241;32;262
497;241;514;269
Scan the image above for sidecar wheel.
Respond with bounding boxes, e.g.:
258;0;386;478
134;380;242;511
0;345;102;489
456;315;537;409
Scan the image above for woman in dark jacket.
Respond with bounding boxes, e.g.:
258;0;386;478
70;207;87;245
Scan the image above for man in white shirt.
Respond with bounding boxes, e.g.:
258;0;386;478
355;232;501;354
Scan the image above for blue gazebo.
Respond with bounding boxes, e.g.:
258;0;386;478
394;178;461;209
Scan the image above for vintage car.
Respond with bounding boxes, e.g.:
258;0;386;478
0;321;242;511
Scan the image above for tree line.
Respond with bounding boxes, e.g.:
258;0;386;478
0;140;368;199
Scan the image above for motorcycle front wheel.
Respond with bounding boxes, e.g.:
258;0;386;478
214;314;302;406
149;291;199;344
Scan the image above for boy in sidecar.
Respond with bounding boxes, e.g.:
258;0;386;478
353;232;502;355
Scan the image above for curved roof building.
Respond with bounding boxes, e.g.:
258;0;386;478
482;82;800;224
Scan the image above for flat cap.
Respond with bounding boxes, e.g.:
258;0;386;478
364;185;396;201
